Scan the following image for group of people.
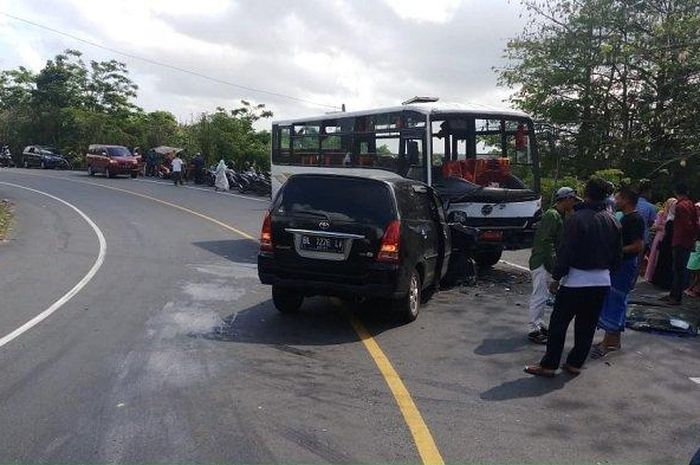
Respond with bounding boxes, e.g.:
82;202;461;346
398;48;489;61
524;177;699;377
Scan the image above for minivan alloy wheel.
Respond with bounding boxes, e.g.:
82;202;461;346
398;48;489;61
395;269;421;322
408;272;420;318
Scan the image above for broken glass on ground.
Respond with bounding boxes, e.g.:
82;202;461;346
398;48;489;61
627;281;700;337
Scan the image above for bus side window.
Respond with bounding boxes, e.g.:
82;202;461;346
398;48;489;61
276;126;291;165
375;135;400;170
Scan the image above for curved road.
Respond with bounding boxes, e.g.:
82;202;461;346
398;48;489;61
0;168;698;464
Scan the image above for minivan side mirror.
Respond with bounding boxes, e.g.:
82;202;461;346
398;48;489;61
101;151;108;156
442;198;450;211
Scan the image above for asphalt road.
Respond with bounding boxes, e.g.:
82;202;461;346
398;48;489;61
1;167;698;464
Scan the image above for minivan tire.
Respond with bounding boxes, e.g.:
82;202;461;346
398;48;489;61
105;167;113;178
272;286;303;314
131;172;138;179
396;269;421;322
87;165;94;176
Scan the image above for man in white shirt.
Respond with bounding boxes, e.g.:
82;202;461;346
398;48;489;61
171;152;183;186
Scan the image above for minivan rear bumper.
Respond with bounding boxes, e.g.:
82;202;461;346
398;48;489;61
258;255;409;299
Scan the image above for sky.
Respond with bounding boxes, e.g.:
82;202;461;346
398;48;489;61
0;0;527;124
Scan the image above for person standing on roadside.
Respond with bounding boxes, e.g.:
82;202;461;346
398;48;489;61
171;151;184;186
592;187;645;357
637;179;658;248
526;187;579;344
666;183;699;305
525;177;622;377
214;158;229;192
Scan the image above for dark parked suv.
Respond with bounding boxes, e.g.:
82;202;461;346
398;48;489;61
22;145;70;169
258;173;452;322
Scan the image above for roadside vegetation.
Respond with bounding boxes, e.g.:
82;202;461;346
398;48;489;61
500;0;700;204
0;50;272;171
0;199;12;241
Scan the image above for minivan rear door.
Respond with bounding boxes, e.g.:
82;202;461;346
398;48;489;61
271;176;397;279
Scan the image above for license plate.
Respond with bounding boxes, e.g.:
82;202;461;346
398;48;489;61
300;235;345;253
480;230;503;241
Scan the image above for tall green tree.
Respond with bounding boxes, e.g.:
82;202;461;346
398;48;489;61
0;49;273;171
498;0;700;190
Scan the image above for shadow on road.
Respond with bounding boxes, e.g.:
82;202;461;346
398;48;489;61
191;239;258;264
192;297;407;347
473;335;530;356
480;374;574;401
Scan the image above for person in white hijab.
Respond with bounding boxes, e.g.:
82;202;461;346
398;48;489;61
214;159;229;191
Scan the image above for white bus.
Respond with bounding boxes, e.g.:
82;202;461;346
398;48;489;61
270;97;542;268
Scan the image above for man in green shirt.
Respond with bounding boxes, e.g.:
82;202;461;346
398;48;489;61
528;187;579;343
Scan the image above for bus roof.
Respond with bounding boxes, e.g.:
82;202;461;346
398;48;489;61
273;101;531;125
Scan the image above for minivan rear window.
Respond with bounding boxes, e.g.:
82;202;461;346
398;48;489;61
277;176;396;225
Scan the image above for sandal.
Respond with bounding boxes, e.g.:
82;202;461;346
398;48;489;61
590;342;620;359
524;365;556;377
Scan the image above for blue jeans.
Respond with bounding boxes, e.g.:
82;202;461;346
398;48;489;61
598;257;639;333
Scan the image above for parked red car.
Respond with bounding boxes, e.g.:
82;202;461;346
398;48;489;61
86;144;140;178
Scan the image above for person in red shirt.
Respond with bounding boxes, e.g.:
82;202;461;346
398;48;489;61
666;183;699;305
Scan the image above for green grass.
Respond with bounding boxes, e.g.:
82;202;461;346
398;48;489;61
0;199;12;240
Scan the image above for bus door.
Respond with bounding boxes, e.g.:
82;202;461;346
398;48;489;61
399;131;427;183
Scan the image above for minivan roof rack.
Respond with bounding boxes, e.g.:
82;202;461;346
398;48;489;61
402;96;439;105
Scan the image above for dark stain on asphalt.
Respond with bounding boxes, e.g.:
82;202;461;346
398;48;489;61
191;239;258;264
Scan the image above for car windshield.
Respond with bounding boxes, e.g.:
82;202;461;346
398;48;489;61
106;147;132;157
277;176;395;225
40;147;60;155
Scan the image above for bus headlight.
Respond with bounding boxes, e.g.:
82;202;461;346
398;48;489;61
449;210;468;224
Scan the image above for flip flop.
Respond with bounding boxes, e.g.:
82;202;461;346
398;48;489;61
590;342;620;359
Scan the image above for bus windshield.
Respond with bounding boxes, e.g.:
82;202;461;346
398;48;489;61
431;116;539;192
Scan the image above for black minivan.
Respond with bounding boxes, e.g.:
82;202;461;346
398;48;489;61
258;173;452;321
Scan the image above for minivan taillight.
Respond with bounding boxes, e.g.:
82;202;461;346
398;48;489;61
377;220;401;262
260;211;273;253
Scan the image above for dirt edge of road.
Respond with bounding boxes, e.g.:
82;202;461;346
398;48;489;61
0;198;13;240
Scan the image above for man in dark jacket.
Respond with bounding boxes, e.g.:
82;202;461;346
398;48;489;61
525;177;622;377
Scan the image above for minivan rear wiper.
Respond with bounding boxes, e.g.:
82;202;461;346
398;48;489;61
290;210;330;220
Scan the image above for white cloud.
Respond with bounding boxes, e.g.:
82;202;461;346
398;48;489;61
0;0;527;122
383;0;463;23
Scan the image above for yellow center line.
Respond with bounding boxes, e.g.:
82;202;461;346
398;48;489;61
1;170;445;464
349;314;445;465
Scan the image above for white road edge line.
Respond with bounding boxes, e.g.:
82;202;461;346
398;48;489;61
499;260;530;272
134;177;269;203
0;182;107;349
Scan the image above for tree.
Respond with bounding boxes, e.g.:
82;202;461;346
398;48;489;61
498;0;700;192
0;49;273;171
187;101;273;169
